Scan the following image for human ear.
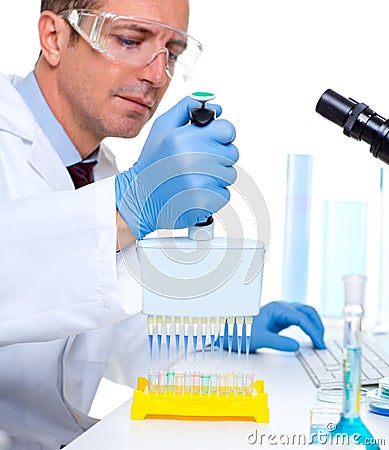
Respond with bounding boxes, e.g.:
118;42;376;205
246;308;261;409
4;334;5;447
38;11;68;67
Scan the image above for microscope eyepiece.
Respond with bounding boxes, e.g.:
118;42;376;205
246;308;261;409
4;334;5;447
316;89;389;165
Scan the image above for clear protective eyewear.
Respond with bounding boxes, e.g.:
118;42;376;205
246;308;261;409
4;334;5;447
58;9;203;81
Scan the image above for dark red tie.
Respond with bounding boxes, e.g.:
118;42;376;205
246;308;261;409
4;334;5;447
67;161;96;189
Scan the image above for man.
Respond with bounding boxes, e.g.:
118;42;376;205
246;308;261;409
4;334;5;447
0;1;325;448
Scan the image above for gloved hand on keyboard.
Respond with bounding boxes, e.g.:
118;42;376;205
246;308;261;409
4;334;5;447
225;301;326;353
115;96;239;240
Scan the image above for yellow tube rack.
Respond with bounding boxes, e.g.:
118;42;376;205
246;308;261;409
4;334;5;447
131;377;269;423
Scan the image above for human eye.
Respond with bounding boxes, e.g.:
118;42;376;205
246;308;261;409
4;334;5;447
167;42;186;64
111;34;141;50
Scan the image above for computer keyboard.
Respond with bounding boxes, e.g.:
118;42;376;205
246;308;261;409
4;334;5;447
296;337;389;387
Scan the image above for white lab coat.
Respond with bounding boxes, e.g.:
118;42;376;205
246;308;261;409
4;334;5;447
0;74;155;450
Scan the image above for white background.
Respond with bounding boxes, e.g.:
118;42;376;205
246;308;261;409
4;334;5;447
2;0;389;324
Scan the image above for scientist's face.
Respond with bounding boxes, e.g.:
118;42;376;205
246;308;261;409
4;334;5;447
39;0;190;153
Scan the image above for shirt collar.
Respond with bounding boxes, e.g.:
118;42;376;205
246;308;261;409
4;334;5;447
15;71;99;167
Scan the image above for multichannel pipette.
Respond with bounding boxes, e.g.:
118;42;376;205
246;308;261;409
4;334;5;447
137;92;265;363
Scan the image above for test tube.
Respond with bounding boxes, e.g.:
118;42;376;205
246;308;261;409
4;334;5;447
147;369;157;394
193;371;201;395
165;316;172;361
227;317;235;358
236;317;244;359
192;317;199;362
201;317;208;361
244;371;254;396
227;371;235;395
184;372;192;395
200;372;210;396
147;315;155;361
156;315;163;359
175;372;184;396
218;372;227;396
183;317;190;362
219;317;226;361
210;371;218;396
245;317;253;360
166;370;175;395
174;316;181;363
158;370;166;395
235;372;244;396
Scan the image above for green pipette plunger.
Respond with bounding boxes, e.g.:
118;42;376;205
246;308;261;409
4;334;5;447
190;92;216;127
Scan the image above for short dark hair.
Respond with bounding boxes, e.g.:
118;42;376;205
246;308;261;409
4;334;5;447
40;1;102;14
40;1;103;44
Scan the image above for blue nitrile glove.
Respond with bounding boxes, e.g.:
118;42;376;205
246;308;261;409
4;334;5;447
115;96;238;240
223;301;326;352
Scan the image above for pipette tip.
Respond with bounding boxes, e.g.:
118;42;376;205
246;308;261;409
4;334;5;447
148;335;153;361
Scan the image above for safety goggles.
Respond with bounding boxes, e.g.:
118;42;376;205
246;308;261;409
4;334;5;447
58;9;203;81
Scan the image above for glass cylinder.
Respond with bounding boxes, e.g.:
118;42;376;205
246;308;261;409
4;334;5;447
320;201;367;317
282;154;313;303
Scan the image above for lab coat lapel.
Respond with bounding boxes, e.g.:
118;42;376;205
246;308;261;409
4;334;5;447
28;131;75;191
0;73;74;191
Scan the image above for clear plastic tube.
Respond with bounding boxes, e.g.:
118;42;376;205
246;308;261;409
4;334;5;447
166;370;175;395
192;372;201;395
175;372;184;396
157;371;166;395
218;372;227;396
147;369;157;394
227;371;235;396
184;372;192;395
200;372;210;396
235;372;244;396
210;371;218;396
244;372;254;396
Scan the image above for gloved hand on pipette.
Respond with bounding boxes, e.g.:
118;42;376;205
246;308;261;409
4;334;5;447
115;96;239;240
224;301;326;353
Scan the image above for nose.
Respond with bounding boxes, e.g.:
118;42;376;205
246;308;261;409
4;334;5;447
140;48;171;87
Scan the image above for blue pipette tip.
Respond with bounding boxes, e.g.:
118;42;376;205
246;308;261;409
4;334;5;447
202;335;206;361
237;336;242;359
148;335;153;361
210;335;215;361
166;335;171;361
193;335;197;362
228;335;233;359
157;335;162;359
184;335;189;362
246;336;251;360
219;335;224;361
175;334;180;363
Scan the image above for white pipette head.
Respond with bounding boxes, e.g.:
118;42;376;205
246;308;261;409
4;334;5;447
343;274;367;305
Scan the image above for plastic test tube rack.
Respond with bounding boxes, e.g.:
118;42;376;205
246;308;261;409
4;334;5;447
131;370;269;423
